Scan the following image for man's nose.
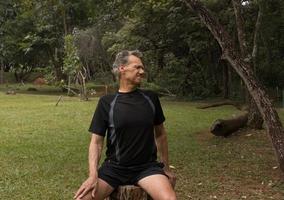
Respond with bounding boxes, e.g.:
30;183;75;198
139;68;145;74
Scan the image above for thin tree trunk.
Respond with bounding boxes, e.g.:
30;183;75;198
183;0;284;173
78;70;88;101
252;1;263;74
223;63;229;99
179;60;193;96
248;1;264;129
232;0;263;129
54;63;64;81
247;98;263;129
51;48;64;81
232;0;249;58
232;0;249;103
62;5;68;36
84;59;92;81
0;62;4;84
67;75;71;96
157;49;165;72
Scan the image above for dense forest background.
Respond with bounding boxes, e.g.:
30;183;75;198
0;0;283;100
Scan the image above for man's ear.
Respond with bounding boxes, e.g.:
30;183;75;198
118;66;124;72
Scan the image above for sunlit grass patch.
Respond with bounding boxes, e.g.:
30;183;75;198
0;92;283;199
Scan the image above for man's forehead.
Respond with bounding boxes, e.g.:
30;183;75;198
127;55;143;65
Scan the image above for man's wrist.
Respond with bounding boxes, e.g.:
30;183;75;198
89;170;98;178
162;162;170;171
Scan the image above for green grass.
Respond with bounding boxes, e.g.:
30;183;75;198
0;92;283;199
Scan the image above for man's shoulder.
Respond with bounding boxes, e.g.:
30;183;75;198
139;89;159;100
99;93;118;104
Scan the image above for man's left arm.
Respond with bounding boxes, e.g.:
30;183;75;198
154;123;176;188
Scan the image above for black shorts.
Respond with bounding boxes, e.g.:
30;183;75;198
98;160;167;189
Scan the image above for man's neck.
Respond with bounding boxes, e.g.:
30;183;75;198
118;80;137;93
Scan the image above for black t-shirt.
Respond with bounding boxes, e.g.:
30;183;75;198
88;89;165;166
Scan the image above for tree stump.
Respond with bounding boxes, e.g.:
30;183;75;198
105;185;152;200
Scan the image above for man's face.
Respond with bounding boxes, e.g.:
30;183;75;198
119;55;145;85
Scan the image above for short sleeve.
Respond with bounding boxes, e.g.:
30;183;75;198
153;94;165;125
88;98;108;136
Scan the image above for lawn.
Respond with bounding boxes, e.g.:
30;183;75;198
0;91;283;199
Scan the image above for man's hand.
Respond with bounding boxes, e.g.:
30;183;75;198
74;175;98;199
164;169;177;188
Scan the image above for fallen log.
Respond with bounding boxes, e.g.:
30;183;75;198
210;113;248;137
197;101;243;110
105;185;152;200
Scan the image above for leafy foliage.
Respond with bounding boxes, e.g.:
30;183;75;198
63;34;80;77
0;0;283;98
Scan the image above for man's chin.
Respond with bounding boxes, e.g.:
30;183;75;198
133;80;142;86
135;78;143;83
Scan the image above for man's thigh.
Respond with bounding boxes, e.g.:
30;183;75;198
137;174;177;200
78;178;114;200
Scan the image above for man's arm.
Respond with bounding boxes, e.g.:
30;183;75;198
88;134;104;178
154;123;176;187
74;134;104;199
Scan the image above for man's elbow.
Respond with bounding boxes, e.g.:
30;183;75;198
155;130;167;141
90;134;104;146
155;123;166;135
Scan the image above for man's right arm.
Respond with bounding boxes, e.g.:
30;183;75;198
74;134;104;199
88;134;104;178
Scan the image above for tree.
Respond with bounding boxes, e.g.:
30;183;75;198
75;27;112;80
183;0;284;173
0;0;39;82
63;33;87;100
0;1;13;83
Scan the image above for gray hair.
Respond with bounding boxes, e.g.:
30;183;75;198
112;50;143;80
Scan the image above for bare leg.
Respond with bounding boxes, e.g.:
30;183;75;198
137;174;177;200
76;178;114;200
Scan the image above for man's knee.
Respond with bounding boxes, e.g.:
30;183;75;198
158;192;177;200
164;196;177;200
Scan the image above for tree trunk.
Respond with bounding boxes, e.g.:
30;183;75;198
78;70;88;101
179;57;193;95
48;47;64;81
54;47;64;81
252;1;263;73
210;113;248;137
223;63;229;99
67;75;71;96
157;49;165;71
232;0;249;58
54;63;64;81
243;1;264;129
0;62;4;84
232;0;263;129
184;0;284;173
247;97;263;129
105;185;152;200
62;7;68;36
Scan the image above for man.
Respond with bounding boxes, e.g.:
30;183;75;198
74;50;176;200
